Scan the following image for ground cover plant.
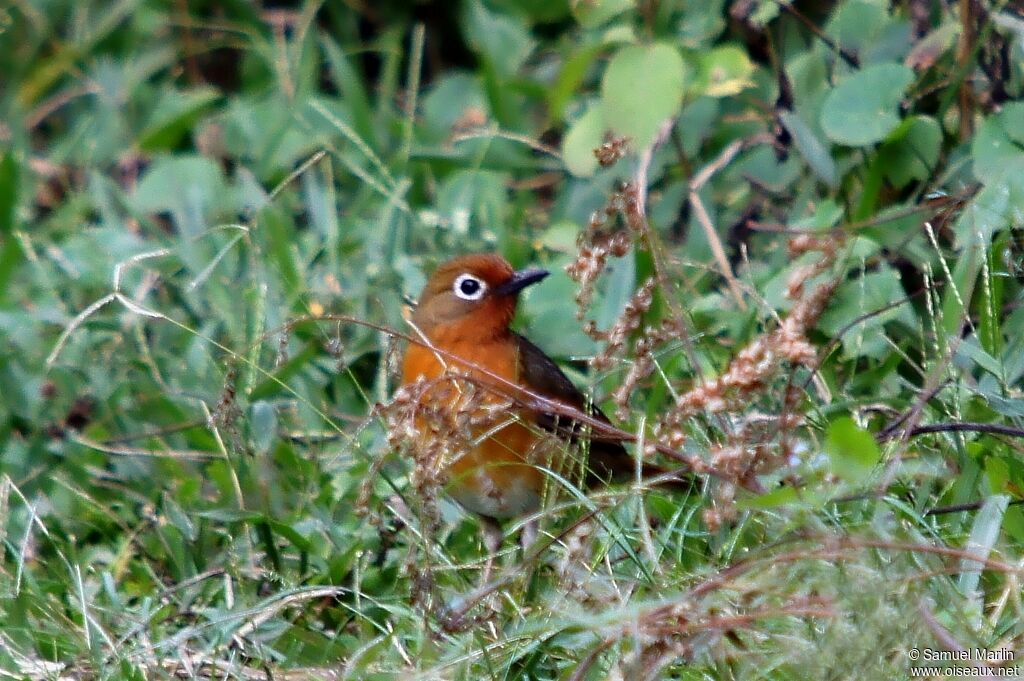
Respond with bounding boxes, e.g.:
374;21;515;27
1;0;1023;678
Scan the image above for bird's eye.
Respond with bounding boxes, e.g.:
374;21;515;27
453;273;486;301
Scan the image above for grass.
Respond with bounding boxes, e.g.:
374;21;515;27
2;1;1023;678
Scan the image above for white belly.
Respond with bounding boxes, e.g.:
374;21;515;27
448;469;542;519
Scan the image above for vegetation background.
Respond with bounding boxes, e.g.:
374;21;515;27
1;0;1023;678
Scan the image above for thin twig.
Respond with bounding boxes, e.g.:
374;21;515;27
688;139;747;309
451;128;562;159
630;119;709;390
926;497;1024;517
875;380;952;440
687;134;773;309
780;3;860;68
880;421;1024;441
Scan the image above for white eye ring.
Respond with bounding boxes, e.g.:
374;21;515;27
453;273;487;301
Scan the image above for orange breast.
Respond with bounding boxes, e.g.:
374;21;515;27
400;332;556;519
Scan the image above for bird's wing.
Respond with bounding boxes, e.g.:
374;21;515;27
513;333;636;484
514;333;694;492
513;333;593;415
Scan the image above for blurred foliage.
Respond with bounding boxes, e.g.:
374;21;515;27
1;0;1023;678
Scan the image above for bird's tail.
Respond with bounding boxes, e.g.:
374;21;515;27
640;462;699;494
585;441;699;494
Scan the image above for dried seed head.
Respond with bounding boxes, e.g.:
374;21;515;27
594;134;630;167
593;277;656;370
567;185;635;318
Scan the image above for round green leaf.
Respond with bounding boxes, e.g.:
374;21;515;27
824;416;881;483
972;102;1024;184
601;43;687;149
820;63;914;146
879;115;942;188
562;104;605;177
572;0;632;28
694;45;754;97
536;220;579;252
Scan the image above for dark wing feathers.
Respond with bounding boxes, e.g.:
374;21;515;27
513;333;637;484
514;333;695;493
514;334;595;419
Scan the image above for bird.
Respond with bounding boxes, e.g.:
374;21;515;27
399;253;688;563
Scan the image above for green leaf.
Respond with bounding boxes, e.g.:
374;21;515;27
250;341;320;401
549;42;604;122
162;494;197;542
320;34;377;147
825;0;908;63
130;154;227;217
943;223;985;335
420;73;489;143
138;87;220;152
0;151;18;236
1002;506;1024;546
268;519;315;552
738;485;803;510
492;0;572;23
195;509;263;523
535;220;580;254
820;63;914;146
462;0;536;78
953;181;1020;250
226;96;325;174
524;265;598;357
677;0;728;46
954;337;1003;378
571;0;633;28
562;104;605;177
693;45;754;97
972;102;1024;184
878;115;942;188
985;457;1010;494
0;237;25;301
987;396;1024;418
790;199;844;231
958;494;1009;609
601;43;687;149
436;169;509;237
1001;101;1024;144
825;416;881;483
600;24;637;45
676;97;720;156
817;265;917;359
595;249;636;331
249;401;277;456
779;110;838;186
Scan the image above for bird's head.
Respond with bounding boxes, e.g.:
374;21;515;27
411;254;549;340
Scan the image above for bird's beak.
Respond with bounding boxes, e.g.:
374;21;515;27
495;267;549;296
